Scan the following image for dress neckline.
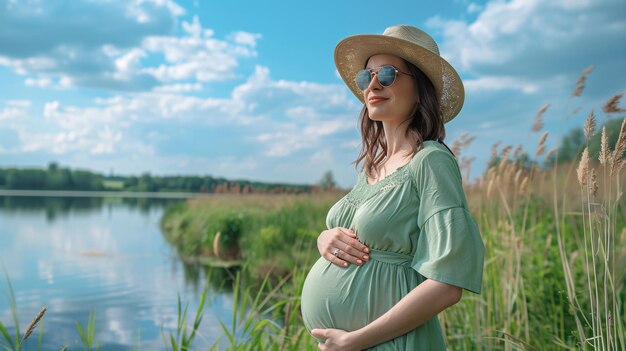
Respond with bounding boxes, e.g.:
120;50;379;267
365;162;411;186
363;140;440;187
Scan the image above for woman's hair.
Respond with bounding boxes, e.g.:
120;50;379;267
355;59;446;179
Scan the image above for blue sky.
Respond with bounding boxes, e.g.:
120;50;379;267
0;0;625;188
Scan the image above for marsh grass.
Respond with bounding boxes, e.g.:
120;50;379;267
207;266;317;351
0;269;46;351
156;123;625;350
2;98;625;350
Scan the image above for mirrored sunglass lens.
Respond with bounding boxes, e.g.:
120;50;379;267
377;66;396;86
355;70;372;90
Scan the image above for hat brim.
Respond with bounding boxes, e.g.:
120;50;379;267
334;34;465;123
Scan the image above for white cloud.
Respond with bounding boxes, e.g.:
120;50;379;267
428;0;626;81
140;16;259;82
464;76;539;93
467;3;483;13
0;2;260;91
153;83;203;93
114;48;147;80
230;31;262;47
25;77;52;88
7;65;359;168
0;100;31;121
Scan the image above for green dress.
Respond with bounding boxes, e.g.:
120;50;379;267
300;140;484;350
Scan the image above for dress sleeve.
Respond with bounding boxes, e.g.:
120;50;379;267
410;147;485;294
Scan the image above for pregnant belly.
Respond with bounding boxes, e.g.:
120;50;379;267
300;250;420;333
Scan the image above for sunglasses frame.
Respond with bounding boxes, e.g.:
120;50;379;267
355;65;414;91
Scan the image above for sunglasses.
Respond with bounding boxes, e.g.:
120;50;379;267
355;65;414;91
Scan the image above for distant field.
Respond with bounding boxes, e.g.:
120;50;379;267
103;179;125;190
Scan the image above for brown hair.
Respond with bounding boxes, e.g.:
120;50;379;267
355;59;446;178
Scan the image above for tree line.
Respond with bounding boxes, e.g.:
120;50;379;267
0;162;313;194
3;118;618;194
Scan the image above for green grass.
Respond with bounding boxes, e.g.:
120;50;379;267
2;123;625;350
156;149;625;350
102;180;124;190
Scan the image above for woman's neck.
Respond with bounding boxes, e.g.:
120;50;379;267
381;120;413;159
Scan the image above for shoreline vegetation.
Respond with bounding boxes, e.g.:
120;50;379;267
2;75;626;349
156;92;626;349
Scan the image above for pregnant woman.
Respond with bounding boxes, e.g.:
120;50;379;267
300;25;485;350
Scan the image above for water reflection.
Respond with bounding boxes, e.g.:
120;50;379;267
0;196;238;350
0;196;177;222
179;262;238;294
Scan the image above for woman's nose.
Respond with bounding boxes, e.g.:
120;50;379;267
367;72;383;90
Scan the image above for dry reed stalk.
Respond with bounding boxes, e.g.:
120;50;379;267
532;104;550;132
545;147;559;162
518;176;529;195
487;174;495;198
602;93;626;114
512;144;523;160
535;131;549;157
584;110;597;140
514;168;523;185
491;141;502;161
538;131;548;146
501;145;512;160
610;118;626;176
572;66;593;97
451;132;476;158
213;231;221;257
535;145;545;158
590;168;598;196
599;127;609;165
567;106;583;120
504;163;516;186
577;147;590;186
22;306;46;341
460;156;475;182
497;158;509;177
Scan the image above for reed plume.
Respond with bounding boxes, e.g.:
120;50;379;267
532;103;550;132
535;132;548;157
602;93;626;114
583;110;596;140
22;306;46;341
518;175;529;194
589;168;598;196
451;132;476;158
599;126;609;165
545;147;559;162
513;144;523;160
501;145;512;160
572;66;593;97
610;118;626;176
491;141;502;162
577;147;589;186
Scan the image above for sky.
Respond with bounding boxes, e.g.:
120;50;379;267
0;0;625;188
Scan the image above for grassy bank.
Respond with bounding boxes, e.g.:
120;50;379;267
160;193;343;278
159;140;626;350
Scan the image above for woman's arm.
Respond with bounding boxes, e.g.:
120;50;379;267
311;278;462;351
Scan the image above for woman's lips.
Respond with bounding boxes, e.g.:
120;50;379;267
368;96;388;104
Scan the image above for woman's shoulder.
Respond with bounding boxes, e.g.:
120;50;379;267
409;140;457;171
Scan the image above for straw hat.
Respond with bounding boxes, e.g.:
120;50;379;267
334;25;464;123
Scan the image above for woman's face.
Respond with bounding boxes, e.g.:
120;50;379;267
362;54;418;123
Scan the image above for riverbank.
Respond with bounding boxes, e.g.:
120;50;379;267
0;189;217;198
160;193;343;278
158;160;626;349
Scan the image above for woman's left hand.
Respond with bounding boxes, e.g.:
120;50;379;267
311;328;361;351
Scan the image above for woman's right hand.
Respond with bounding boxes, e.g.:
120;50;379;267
317;227;369;267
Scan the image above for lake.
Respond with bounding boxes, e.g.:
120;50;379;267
0;195;236;350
